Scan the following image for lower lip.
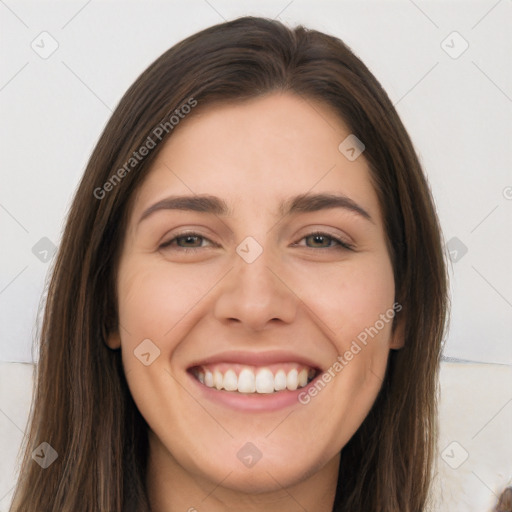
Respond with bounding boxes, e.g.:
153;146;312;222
187;371;320;412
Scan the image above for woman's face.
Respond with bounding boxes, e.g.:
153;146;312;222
108;92;403;498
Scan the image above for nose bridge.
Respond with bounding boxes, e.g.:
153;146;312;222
237;250;276;297
234;242;283;306
213;240;297;329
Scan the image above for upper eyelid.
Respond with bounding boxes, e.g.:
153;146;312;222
160;232;216;248
290;232;354;251
293;233;353;249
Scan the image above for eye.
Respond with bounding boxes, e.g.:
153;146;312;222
295;231;354;251
159;232;214;251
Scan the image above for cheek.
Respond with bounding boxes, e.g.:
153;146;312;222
117;259;219;342
293;262;395;451
115;258;230;398
289;253;395;423
114;260;218;429
289;253;396;341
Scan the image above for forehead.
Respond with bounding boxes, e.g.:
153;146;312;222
130;92;381;222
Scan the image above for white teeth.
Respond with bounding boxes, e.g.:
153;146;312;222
213;370;223;390
204;369;213;387
223;369;238;391
195;365;317;394
274;369;287;391
237;368;256;393
286;369;298;391
298;368;308;387
255;368;275;394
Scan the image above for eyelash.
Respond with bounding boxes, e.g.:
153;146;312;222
159;231;354;252
292;231;354;251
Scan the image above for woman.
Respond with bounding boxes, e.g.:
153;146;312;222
10;16;449;511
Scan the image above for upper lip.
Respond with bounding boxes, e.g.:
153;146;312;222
187;350;323;371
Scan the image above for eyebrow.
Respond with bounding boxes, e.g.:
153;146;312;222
280;193;372;222
138;192;373;224
138;195;231;224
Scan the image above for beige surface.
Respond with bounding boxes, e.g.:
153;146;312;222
0;362;34;512
0;361;510;511
431;362;512;512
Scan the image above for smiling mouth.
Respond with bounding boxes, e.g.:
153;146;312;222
189;363;319;394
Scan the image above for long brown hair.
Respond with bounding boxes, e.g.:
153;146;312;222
10;16;448;511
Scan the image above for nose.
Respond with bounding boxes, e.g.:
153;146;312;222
213;247;298;332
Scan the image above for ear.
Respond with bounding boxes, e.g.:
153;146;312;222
389;311;405;350
105;328;121;350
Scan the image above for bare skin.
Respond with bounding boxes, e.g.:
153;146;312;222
107;92;404;511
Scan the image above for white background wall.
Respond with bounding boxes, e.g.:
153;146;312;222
1;0;511;365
